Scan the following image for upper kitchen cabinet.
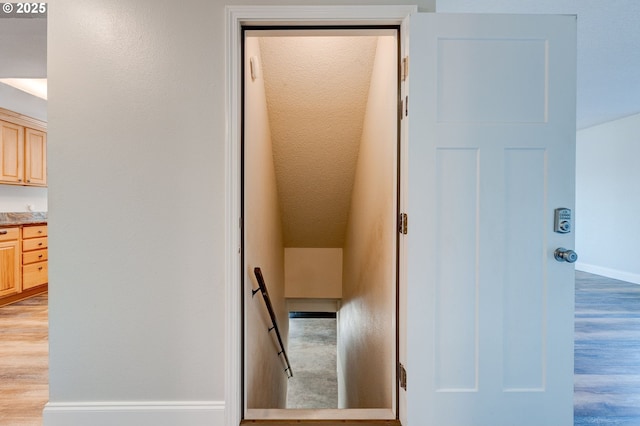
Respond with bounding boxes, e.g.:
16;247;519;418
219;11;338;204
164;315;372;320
0;108;47;187
0;120;24;183
24;128;47;186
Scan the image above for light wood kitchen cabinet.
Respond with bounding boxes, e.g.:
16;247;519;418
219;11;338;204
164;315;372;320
22;225;48;290
0;108;47;187
25;128;47;186
0;120;25;184
0;227;21;298
0;224;48;306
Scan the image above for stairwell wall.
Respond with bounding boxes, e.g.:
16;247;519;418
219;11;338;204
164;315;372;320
338;35;398;409
244;36;289;409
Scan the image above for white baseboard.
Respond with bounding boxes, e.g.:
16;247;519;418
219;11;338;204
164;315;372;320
575;262;640;285
43;401;225;426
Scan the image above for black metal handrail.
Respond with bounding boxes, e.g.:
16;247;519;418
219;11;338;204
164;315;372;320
252;267;293;378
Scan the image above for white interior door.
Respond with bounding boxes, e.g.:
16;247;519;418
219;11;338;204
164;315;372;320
406;13;576;425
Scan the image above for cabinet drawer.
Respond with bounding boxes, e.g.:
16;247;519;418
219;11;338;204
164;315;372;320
23;248;48;265
22;236;47;251
23;261;47;290
0;227;20;242
22;225;47;239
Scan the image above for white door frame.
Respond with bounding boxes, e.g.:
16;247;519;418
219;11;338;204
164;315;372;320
224;5;416;425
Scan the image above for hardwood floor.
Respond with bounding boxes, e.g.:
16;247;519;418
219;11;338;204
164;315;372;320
574;271;640;425
0;293;48;426
2;273;640;425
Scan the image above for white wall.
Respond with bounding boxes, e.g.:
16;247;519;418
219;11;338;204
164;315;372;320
0;83;47;121
0;185;47;212
284;248;342;299
243;36;288;409
45;1;433;425
435;0;575;14
575;113;640;284
338;35;397;409
46;1;227;422
0;85;48;211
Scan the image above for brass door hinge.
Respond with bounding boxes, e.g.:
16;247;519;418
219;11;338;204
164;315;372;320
399;213;408;235
402;56;409;81
400;96;408;120
399;363;407;390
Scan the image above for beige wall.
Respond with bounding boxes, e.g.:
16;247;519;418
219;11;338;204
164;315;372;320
338;35;397;409
285;248;342;299
244;36;288;409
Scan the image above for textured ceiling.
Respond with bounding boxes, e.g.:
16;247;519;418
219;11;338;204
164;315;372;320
0;18;46;78
259;36;379;248
575;0;640;129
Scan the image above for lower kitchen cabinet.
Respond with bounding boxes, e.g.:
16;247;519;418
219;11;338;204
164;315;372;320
0;224;48;306
22;225;48;290
0;227;21;298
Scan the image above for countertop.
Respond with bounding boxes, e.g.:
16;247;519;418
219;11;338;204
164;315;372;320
0;212;47;226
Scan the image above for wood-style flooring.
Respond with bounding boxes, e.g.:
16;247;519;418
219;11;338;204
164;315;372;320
574;271;640;425
0;293;48;426
3;273;640;425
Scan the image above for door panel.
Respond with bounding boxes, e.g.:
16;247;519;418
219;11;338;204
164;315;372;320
406;13;576;425
436;39;548;123
434;147;478;392
503;148;546;390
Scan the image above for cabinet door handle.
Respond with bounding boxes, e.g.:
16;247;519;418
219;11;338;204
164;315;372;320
0;230;7;235
38;254;43;258
38;267;43;271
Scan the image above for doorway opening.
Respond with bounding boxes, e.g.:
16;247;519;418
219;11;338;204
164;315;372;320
242;27;400;421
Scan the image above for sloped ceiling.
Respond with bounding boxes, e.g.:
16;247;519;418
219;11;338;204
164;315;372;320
259;36;379;248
